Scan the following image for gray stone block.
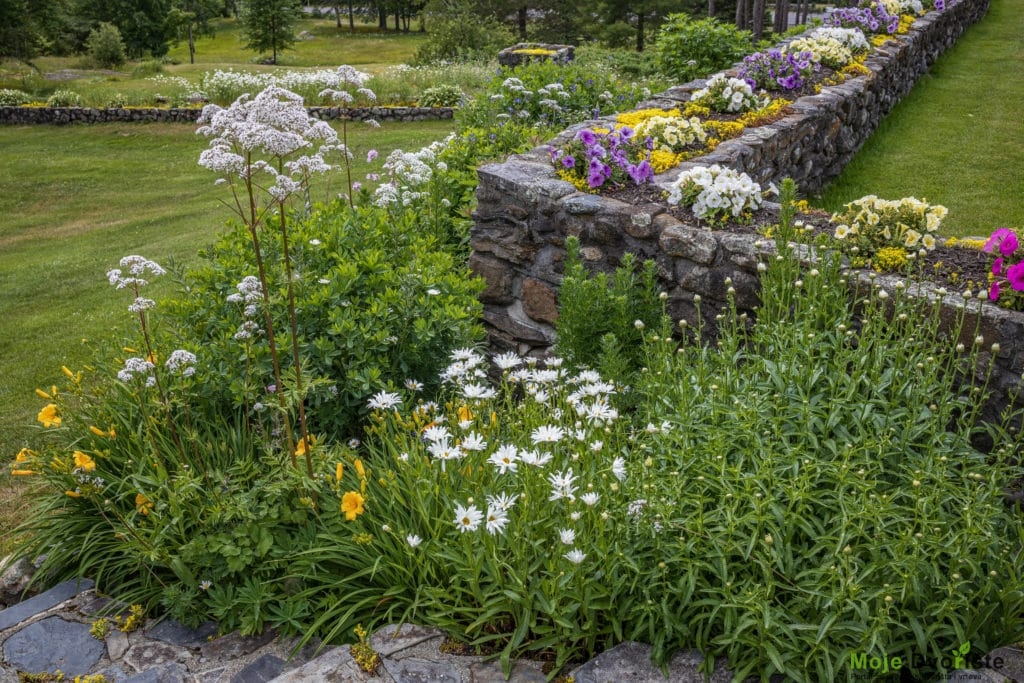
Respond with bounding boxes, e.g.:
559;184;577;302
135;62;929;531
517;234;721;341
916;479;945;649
0;578;94;630
123;662;189;683
231;653;289;683
146;618;218;648
383;656;461;682
570;642;733;683
2;616;104;677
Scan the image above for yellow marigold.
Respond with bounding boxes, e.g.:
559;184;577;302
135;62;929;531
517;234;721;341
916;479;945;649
873;246;909;272
135;493;154;516
37;403;61;428
341;491;366;521
73;450;97;472
616;108;680;127
650;149;684;174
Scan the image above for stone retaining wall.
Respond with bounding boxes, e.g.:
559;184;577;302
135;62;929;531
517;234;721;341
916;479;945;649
0;105;455;125
471;0;1024;414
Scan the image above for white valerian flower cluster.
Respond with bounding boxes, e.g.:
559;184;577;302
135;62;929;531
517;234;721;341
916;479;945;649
117;357;156;387
787;35;855;69
690;73;766;113
107;255;166;290
372;135;454;208
808;26;871;54
665;165;764;220
197;86;339;203
226;276;265;340
164;349;197;377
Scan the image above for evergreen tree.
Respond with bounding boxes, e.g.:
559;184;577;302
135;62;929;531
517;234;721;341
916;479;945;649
240;0;301;63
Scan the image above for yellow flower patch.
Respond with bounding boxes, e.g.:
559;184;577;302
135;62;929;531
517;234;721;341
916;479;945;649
615;108;681;128
37;403;61;428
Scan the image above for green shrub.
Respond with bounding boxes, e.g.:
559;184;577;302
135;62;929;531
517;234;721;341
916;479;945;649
131;59;166;77
86;22;128;69
654;14;752;83
0;89;31;106
413;8;514;64
46;89;83;107
418;84;464;107
105;92;128;108
575;45;667;81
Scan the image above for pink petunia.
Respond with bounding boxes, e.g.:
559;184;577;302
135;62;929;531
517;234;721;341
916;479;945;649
990;281;1001;301
983;228;1016;254
993;257;1004;276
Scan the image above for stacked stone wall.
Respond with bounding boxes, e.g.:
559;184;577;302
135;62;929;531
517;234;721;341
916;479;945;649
0;105;454;125
471;0;1024;415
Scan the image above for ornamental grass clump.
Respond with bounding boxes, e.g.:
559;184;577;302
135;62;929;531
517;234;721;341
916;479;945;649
983;227;1024;308
830;194;946;270
665;164;764;222
689;73;767;114
548;127;653;191
738;49;819;92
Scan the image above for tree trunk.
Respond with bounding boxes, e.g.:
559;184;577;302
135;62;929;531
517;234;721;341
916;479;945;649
188;23;195;64
751;0;765;40
735;0;747;30
774;0;788;34
708;0;716;18
394;9;400;31
518;6;527;40
348;2;355;30
636;7;644;51
379;8;387;29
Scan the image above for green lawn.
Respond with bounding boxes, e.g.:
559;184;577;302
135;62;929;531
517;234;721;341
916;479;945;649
0;119;458;463
814;0;1024;237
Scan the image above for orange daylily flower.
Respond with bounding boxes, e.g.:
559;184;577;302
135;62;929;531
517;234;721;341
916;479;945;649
341;491;365;521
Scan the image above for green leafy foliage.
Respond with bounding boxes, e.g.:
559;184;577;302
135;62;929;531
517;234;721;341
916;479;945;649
418;84;464;107
0;88;31;105
413;2;514;65
555;236;663;384
654;15;753;83
45;88;82;106
85;22;127;68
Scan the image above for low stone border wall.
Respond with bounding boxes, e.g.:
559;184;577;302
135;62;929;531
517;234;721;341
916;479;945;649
471;0;1023;414
0;105;455;125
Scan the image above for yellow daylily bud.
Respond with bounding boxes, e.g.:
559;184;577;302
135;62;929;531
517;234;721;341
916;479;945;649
90;426;108;437
11;469;35;476
35;388;51;400
15;448;34;463
354;459;365;480
335;462;344;483
61;366;75;378
65;490;81;498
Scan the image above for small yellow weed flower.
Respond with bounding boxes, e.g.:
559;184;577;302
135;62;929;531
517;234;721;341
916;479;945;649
37;403;61;428
135;493;154;516
341;491;365;521
73;451;97;472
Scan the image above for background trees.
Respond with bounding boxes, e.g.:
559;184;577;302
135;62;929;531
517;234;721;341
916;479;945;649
240;0;302;63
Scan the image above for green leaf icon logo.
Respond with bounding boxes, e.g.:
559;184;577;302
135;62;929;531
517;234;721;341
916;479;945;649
959;641;971;656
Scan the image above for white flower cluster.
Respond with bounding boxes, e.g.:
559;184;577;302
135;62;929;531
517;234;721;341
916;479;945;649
808;27;871;54
372;135;454;208
198;66;375;106
665;165;764;220
897;0;924;14
107;255;166;290
787;35;854;69
164;349;197;377
118;357;156;387
197;85;340;202
386;348;628;565
690;73;766;113
832;195;946;250
632;115;707;153
226;276;265;340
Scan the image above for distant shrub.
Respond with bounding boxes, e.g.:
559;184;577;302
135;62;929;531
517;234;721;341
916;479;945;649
419;84;464;107
654;15;752;83
413;9;514;64
132;59;166;77
86;22;127;69
0;89;31;106
46;89;83;107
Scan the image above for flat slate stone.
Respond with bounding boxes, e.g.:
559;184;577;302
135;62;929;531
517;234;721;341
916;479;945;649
2;616;104;676
201;628;275;659
570;642;733;683
266;646;351;682
123;662;188;683
0;578;94;630
230;653;288;683
384;657;461;683
468;659;546;682
146;618;218;648
371;624;444;657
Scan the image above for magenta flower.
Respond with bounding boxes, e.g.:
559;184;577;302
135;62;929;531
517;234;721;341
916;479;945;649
990;281;1001;301
984;228;1019;256
1008;262;1024;291
993;257;1004;276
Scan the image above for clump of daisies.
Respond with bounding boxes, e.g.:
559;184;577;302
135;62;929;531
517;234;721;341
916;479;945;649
665;165;764;222
830;194;946;270
689;73;767;114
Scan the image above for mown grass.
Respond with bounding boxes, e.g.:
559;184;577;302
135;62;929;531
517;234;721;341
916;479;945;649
813;0;1024;237
0;119;457;479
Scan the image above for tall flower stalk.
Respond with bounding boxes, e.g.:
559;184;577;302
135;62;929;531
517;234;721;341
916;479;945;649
318;65;380;207
197;85;339;475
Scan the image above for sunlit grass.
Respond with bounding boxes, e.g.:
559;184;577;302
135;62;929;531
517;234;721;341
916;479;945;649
0;119;457;461
813;0;1024;237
